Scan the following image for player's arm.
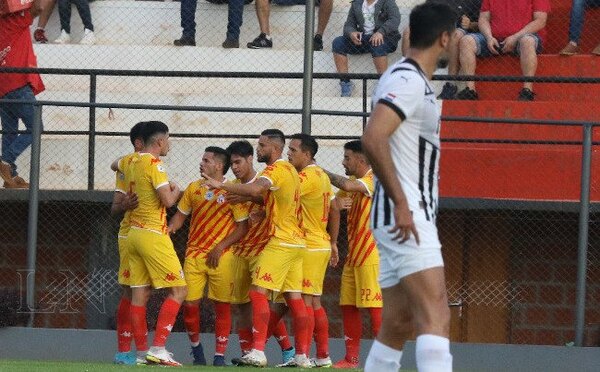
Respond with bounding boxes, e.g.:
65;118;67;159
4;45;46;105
110;191;138;217
324;170;368;194
328;198;341;267
167;210;187;234
362;103;419;245
110;157;121;172
226;193;264;205
157;181;181;208
203;174;270;199
206;220;250;269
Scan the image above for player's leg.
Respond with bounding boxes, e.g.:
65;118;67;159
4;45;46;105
334;264;361;368
183;256;207;365
114;236;135;365
208;250;235;366
231;255;253;358
304;248;331;367
267;299;294;362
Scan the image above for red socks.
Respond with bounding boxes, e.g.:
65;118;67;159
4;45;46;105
286;298;309;355
369;307;382;337
249;290;270;351
184;303;201;345
116;297;133;352
214;302;232;355
314;307;329;359
341;305;362;361
130;304;148;352
153;298;181;347
305;305;315;355
238;327;253;355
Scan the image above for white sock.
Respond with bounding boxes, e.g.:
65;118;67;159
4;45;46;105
415;334;453;372
364;340;402;372
190;341;200;347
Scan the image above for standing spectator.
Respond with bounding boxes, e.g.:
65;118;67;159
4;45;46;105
175;0;198;46
314;0;333;51
331;0;401;97
54;0;95;44
0;1;47;189
456;0;551;101
559;0;600;55
33;0;57;43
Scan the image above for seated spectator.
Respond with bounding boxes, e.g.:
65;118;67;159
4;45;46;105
559;0;600;55
332;0;401;97
457;0;550;101
54;0;95;44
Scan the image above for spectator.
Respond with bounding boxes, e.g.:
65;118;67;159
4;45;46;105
332;0;401;97
0;0;47;189
559;0;600;55
54;0;95;44
32;0;57;43
456;0;550;101
175;0;198;46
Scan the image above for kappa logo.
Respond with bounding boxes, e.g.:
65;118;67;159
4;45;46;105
302;279;312;288
123;269;130;278
217;194;226;204
374;292;383;301
259;272;274;283
165;272;177;281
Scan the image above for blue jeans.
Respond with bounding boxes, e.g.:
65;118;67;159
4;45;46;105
58;0;94;33
569;0;600;43
180;0;198;39
0;85;42;177
227;0;244;41
332;34;398;57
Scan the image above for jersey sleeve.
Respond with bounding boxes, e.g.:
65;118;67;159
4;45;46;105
231;202;250;222
376;69;425;122
114;171;126;194
177;182;195;215
259;163;281;190
150;160;169;190
357;173;374;197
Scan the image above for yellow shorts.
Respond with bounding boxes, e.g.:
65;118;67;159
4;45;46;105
230;254;260;305
127;228;186;289
339;264;383;308
117;236;131;286
302;248;331;296
253;239;304;293
184;249;235;302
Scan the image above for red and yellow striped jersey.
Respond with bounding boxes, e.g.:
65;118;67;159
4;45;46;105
231;179;271;257
114;152;139;238
299;164;333;249
119;152;169;235
336;169;378;266
178;179;246;257
259;159;305;247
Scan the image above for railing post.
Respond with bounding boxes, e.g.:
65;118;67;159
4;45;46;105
301;0;316;135
88;74;96;190
26;104;43;327
362;78;367;131
574;123;593;346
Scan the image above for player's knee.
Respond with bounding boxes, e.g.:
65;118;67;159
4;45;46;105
172;285;188;302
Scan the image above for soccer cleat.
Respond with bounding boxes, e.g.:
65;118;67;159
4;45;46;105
191;344;207;365
437;82;458;100
247;33;273;49
146;348;182;367
276;354;312;368
311;356;332;368
213;354;226;366
114;351;137;365
54;30;71;44
282;346;295;364
33;28;48;43
340;81;354;97
135;356;148;365
239;349;268;367
332;357;359;369
80;29;96;45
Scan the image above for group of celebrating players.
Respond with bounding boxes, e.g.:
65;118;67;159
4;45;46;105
110;123;382;368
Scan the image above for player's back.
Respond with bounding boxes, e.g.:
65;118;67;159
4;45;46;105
115;152;140;238
299;164;332;249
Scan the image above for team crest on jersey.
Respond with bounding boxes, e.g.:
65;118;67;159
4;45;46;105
217;194;226;204
156;164;165;173
205;191;214;200
118;172;125;180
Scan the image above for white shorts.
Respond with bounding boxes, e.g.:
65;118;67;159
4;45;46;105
373;209;443;288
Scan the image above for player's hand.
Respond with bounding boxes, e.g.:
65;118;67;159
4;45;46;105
207;246;224;269
339;197;352;210
501;35;517;54
329;242;339;267
0;46;10;65
226;193;249;204
487;36;501;55
460;15;470;30
350;32;362;45
201;173;223;190
388;202;420;245
122;192;139;210
167;224;177;234
370;32;384;47
250;210;266;223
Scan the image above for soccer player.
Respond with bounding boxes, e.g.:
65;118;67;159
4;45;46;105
362;3;456;371
118;121;187;366
324;140;382;369
203;129;310;368
110;122;145;365
167;146;249;367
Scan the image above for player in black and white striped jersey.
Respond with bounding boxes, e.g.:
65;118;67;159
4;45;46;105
362;2;457;372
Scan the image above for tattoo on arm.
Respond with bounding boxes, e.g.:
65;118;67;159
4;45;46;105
325;170;349;190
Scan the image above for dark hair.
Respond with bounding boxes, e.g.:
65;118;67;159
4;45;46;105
206;146;231;174
261;129;286;147
227;140;254;158
129;122;146;146
141;121;169;145
344;140;363;153
409;1;457;49
289;133;318;158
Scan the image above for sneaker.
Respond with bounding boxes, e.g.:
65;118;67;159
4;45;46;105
593;43;600;56
191;344;206;365
146;348;182;367
174;37;196;46
456;87;479;100
239;349;268;367
213;354;226;366
333;357;359;369
282;346;295;364
438;82;458;100
80;29;95;45
559;42;580;56
33;28;48;43
276;354;312;368
222;39;240;48
114;351;137;365
0;161;13;182
247;33;273;49
311;356;332;368
314;34;323;51
135;356;148;365
54;30;71;44
340;81;354;97
517;87;535;101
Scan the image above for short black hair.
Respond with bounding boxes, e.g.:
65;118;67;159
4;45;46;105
227;140;254;158
344;140;362;153
290;133;319;159
261;129;286;147
206;146;231;174
409;1;457;49
141;121;169;145
129;122;146;146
